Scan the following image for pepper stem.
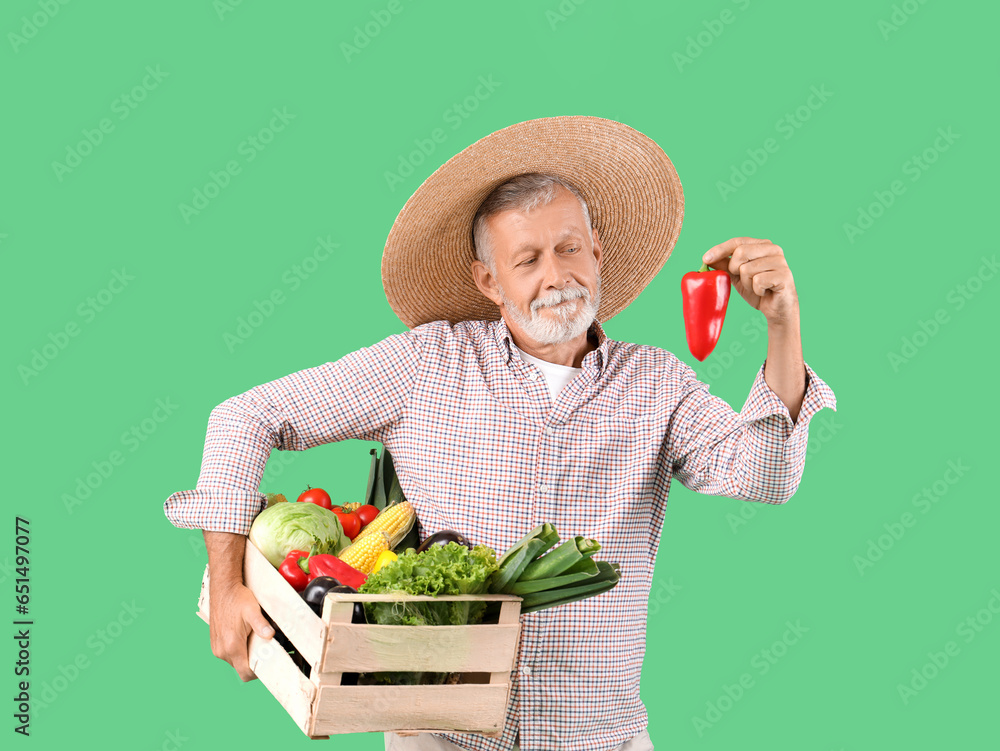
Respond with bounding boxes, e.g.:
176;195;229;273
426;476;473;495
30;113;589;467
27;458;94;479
698;262;710;272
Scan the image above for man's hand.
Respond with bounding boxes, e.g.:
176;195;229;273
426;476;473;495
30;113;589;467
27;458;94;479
703;237;806;421
203;530;274;682
209;581;275;682
702;237;799;326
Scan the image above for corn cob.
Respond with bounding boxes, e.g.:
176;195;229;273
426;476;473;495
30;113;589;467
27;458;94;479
337;531;390;575
356;501;415;549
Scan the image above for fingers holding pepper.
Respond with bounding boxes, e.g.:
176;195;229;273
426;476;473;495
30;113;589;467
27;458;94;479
702;237;798;324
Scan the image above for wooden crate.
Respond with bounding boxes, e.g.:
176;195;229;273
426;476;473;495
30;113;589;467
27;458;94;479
195;541;522;739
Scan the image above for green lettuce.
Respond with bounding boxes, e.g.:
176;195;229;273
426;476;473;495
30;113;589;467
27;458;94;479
357;542;499;685
358;542;498;627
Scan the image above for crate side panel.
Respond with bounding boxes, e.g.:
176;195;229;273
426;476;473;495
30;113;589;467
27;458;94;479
247;632;323;738
311;684;511;734
243;541;326;667
321;623;520;673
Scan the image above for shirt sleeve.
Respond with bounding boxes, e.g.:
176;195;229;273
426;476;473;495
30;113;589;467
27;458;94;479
162;329;423;535
667;358;837;504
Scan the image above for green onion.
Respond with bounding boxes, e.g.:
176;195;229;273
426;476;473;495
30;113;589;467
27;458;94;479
518;562;620;613
490;534;556;593
509;558;601;595
496;523;558;569
517;536;601;582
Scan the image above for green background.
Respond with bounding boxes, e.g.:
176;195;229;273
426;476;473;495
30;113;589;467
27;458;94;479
4;0;997;748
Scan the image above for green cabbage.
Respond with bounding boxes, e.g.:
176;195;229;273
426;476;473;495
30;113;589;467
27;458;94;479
248;502;347;567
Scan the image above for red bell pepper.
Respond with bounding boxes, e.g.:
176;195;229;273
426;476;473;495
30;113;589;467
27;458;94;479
681;263;731;361
307;554;368;589
278;549;310;592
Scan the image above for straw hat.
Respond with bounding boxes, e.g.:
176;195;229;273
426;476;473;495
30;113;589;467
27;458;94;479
381;116;684;329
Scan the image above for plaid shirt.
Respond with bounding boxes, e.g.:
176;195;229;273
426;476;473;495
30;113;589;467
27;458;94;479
164;317;837;751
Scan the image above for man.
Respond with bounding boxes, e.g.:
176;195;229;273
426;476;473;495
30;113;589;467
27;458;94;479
165;117;837;751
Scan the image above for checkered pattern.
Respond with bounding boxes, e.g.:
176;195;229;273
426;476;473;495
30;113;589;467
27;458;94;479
164;317;837;750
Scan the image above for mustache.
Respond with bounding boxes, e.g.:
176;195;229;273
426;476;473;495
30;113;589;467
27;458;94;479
531;285;589;313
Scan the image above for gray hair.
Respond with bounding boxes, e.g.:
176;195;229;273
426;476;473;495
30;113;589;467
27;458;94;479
472;173;593;274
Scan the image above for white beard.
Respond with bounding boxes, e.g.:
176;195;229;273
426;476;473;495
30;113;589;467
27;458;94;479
498;271;602;345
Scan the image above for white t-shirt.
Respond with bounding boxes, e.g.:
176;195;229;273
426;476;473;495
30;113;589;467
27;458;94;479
511;343;583;403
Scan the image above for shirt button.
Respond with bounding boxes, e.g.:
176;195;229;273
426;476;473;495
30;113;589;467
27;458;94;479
528;372;539;381
544;427;554;435
539;484;548;493
521;666;532;676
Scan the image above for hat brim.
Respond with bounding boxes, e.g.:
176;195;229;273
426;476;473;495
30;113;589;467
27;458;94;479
382;116;684;329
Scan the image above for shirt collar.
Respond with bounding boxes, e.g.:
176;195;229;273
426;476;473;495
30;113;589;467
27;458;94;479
491;316;610;376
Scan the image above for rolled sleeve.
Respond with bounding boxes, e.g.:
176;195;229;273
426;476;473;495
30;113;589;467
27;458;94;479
741;359;838;470
668;359;837;504
163;328;423;535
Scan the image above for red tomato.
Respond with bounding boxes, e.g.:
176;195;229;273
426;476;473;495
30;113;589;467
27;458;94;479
356;504;379;527
332;508;361;539
297;486;332;510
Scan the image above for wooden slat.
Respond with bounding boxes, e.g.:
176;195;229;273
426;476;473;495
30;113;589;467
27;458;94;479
242;541;327;668
324;593;522;602
195;561;327;740
320;623;520;673
310;684;511;735
247;632;327;739
490;599;521;686
196;564;210;624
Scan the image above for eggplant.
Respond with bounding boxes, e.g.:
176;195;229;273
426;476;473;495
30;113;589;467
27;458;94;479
301;577;346;616
327;584;366;624
415;529;473;553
